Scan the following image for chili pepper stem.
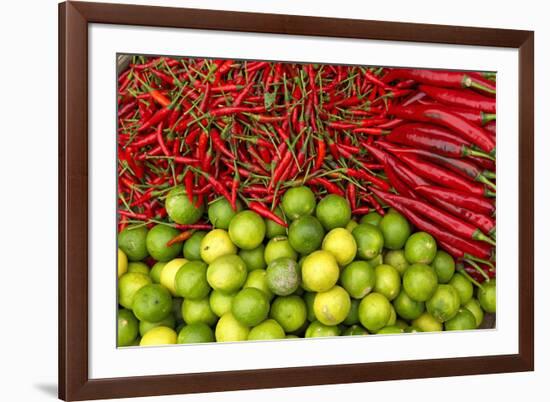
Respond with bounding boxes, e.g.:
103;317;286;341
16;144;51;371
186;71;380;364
473;229;497;246
458;268;483;289
464;259;491;282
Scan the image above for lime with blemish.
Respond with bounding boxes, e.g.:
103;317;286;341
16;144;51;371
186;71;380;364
118;225;149;262
426;284;461;322
352;223;384;260
340;261;376;299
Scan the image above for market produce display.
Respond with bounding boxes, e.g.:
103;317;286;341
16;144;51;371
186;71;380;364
116;55;496;347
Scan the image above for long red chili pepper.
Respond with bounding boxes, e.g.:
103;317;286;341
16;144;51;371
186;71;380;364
415;185;495;216
307;177;344;196
419;85;496;113
248;201;288;227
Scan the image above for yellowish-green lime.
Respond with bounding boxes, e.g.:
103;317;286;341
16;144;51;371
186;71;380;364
248;319;285;340
206;254;247;294
200;229;237;264
118;272;152;309
322;228;357;266
139;326;177;346
160;258;188;296
301;250;339;292
313;285;351;326
118;248;128;278
215;313;250;342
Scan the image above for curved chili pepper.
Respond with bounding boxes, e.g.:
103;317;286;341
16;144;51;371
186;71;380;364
415;185;495;216
248;201;288;227
419;85;496;113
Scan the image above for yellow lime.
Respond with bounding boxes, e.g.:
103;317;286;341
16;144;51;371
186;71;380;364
301;250;339;292
244;269;273;300
215;313;250;342
118;272;152;309
200;229;237;264
412;312;443;332
139;326;177;346
118;248;128;278
160;258;188;296
313;285;351;326
207;254;248;294
322;228;357;266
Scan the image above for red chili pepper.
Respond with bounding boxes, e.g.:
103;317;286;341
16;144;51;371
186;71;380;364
166;230;194;247
419;85;496;113
210;129;233;159
352;127;391;135
417;99;496;126
150;89;171;108
314;138;326;171
415;185;495;216
248;201;288;227
174;223;213;231
346;167;391;192
307;177;344;196
352;207;370;215
118;210;148;221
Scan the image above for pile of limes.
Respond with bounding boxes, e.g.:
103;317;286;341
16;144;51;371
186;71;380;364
117;186;496;347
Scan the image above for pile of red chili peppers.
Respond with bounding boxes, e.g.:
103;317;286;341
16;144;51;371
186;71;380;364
117;55;496;284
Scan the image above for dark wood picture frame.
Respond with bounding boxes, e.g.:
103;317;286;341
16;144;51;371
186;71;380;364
59;1;534;400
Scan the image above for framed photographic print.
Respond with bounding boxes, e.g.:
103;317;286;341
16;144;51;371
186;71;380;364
59;1;534;401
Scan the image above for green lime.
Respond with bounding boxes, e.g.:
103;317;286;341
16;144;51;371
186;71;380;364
393;290;425;320
449;273;474;305
118;248;128;278
183;231;207;261
146;225;183;262
265;206;287;239
139;326;177;346
232;287;270;327
248;319;286;340
412;312;443;332
200;229;237;264
270;295;307;332
139;314;176;337
118;272;152;309
132;284;172;322
160;258;188;295
208;198;242;229
239;245;267;271
478;279;496;313
117;309;139;347
215;313;250;342
384;250;409;276
282;186;317;220
376;325;403;335
266;257;300;296
374;264;401;301
127;262;149;275
301;250;339;292
379;211;411;250
431;250;455;283
314;286;351;326
315;194;351;230
165;186;204;225
175;261;210;299
177;322;214;344
367;254;384;268
445;308;477;331
426;285;461;322
206;254;247;294
181;297;218;326
358;293;392;332
118;225;149;262
149;262;166;284
402;263;438;302
464;299;484;327
360;212;383;227
387;304;397;326
228;210;266;250
343;324;368;336
244;269;273;300
305;321;341;338
404;232;437;264
304;292;317;322
340;261;375;299
352;223;384;260
265;236;298;264
288;216;325;255
343;298;360;325
346;220;359;232
322;228;357;266
209;290;237;317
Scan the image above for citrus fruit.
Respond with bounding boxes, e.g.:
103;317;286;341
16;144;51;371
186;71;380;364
288;215;325;254
209;290;237;317
175;261;210;299
139;314;176;337
208;198;242;229
266;257;300;296
127;262;150;275
315;194;351;230
264;236;298;264
177;322;214;344
139;326;177;346
181;297;218;326
426;284;461;322
322;228;357;266
449;273;474;305
393;290;425;320
132;284;173;322
165;186;204;225
340;261;375;299
239;244;267;271
313;286;351;326
376;325;403;335
244;269;273;300
304;292;317;322
269;295;307;332
404;232;437;264
146;224;183;262
149;262;166;284
384;250;409;276
358;293;392;332
301;250;339;292
343;325;368;336
374;264;401;301
183;231;207;261
206;254;247;294
265;206;287;239
464;299;484;327
200;229;237;264
360;212;383;227
477;279;496;313
228;210;266;250
160;258;188;295
248;319;286;340
402;263;438;302
431;250;455;283
305;321;341;338
444;308;477;331
387;305;397;326
281;186;317;220
215;313;250;342
118;272;152;309
343;298;360;325
232;287;270;326
118;225;149;261
117;309;139;347
379;211;411;250
118;248;128;277
352;223;384;260
412;312;443;332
